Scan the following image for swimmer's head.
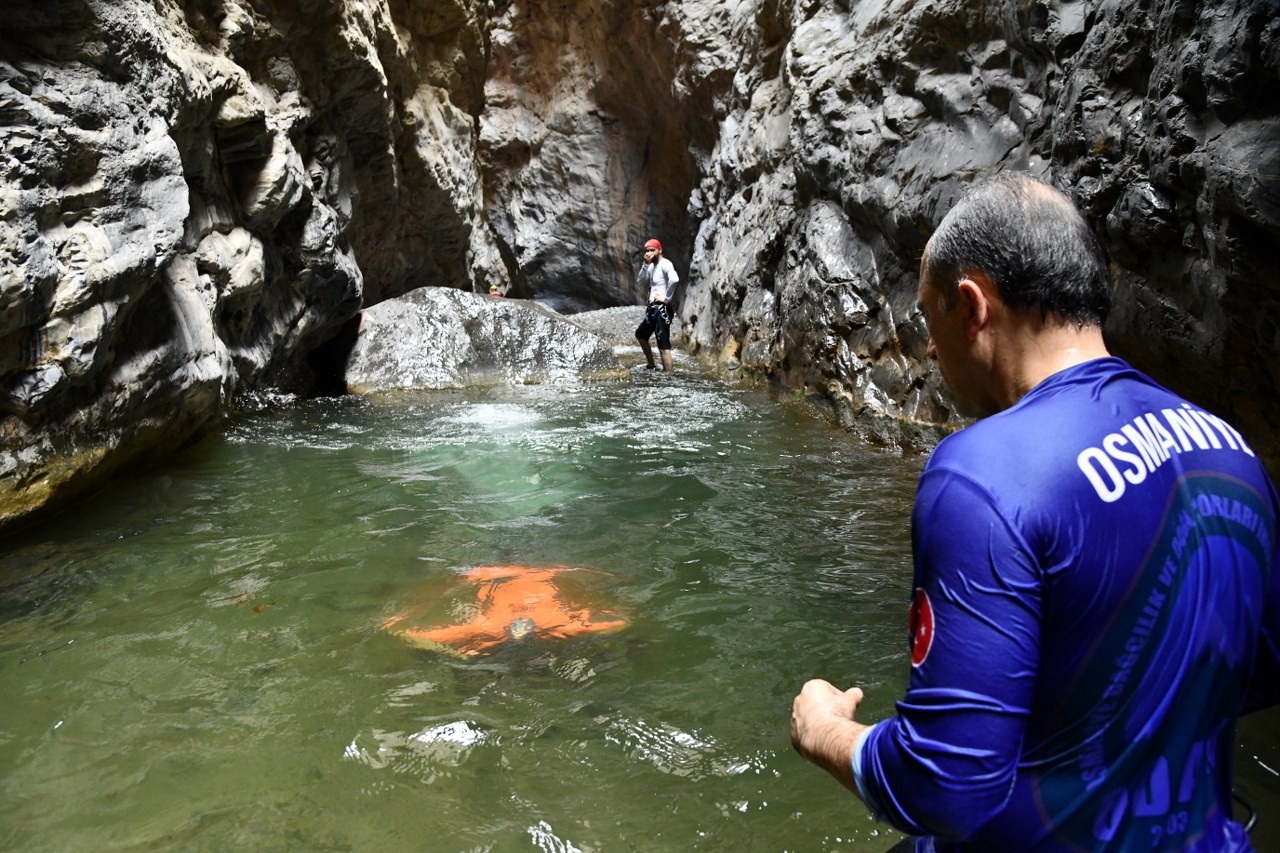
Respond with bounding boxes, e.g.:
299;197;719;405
508;617;536;640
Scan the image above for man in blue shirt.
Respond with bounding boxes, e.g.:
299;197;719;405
791;172;1280;851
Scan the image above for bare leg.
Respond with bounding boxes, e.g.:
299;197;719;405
638;336;656;369
660;349;673;372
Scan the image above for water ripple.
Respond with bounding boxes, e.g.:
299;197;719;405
601;714;758;781
0;378;941;851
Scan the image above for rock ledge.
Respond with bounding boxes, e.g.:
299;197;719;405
345;289;625;393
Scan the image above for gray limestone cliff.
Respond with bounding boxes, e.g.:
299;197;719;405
2;0;1278;532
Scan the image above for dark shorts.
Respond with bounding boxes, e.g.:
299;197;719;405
636;302;672;350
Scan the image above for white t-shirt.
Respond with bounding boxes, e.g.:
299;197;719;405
638;257;679;303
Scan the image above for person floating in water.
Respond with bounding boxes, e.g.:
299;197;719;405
383;565;627;656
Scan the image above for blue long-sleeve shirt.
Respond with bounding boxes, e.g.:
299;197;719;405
855;358;1280;851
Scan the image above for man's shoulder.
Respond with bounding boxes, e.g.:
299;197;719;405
929;356;1271;505
924;364;1129;482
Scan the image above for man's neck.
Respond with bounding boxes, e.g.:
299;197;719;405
996;316;1111;409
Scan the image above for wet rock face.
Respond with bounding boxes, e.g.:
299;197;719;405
679;0;1280;460
2;0;1278;531
478;1;696;312
0;0;493;528
345;289;623;393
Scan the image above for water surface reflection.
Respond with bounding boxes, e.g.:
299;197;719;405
1;374;1275;850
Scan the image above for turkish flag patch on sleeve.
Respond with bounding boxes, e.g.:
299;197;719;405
909;587;934;667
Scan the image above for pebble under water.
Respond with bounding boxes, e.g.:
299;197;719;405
1;367;1276;851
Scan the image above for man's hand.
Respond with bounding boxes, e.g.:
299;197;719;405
791;679;873;797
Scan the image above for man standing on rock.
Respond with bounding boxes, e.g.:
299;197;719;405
791;172;1280;851
634;238;679;371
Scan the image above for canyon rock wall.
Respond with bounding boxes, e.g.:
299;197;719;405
0;0;501;529
676;0;1280;454
479;2;696;312
2;0;1278;532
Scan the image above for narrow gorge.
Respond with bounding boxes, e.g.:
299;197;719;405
2;0;1277;533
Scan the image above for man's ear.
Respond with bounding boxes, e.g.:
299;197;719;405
956;274;993;340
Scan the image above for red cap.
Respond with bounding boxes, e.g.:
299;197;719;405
644;239;662;251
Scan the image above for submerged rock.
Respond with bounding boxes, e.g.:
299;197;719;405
344;289;624;393
383;565;627;658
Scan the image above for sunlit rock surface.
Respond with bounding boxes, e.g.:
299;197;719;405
1;0;1278;531
345;289;623;393
566;306;648;346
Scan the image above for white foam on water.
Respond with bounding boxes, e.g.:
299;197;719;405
444;402;544;431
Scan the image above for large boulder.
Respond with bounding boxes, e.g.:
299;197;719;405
344;288;624;393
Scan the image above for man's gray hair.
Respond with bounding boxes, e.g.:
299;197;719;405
924;172;1111;326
